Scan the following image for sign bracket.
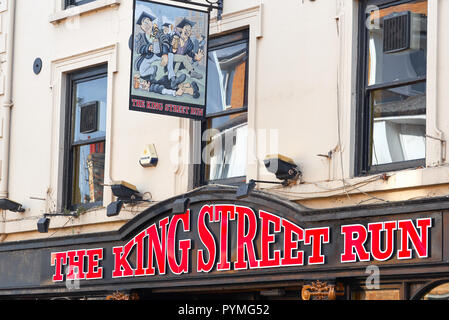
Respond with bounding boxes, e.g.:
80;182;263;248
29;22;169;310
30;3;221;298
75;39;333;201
169;0;223;19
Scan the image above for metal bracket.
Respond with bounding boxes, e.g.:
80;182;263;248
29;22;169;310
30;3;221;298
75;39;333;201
169;0;223;20
44;213;78;218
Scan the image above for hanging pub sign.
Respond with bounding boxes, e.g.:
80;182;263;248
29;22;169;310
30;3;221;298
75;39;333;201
129;0;209;120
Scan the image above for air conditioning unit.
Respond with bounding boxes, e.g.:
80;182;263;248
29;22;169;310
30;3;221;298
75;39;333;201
383;11;426;54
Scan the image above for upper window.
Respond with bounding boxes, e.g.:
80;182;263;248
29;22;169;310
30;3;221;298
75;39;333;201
356;0;427;175
64;0;97;8
65;65;108;210
198;29;249;186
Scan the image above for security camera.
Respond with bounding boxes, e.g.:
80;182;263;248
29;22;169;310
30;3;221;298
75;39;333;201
263;154;301;182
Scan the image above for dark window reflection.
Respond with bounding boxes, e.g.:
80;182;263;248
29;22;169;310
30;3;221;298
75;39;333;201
72;142;105;205
371;84;426;165
203;30;249;183
65;0;96;8
365;0;427;169
69;70;107;208
206;42;248;115
204;112;248;181
367;0;427;86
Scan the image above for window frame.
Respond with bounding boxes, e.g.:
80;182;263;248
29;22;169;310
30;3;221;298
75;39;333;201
194;29;250;187
64;0;97;9
63;64;108;211
355;0;427;176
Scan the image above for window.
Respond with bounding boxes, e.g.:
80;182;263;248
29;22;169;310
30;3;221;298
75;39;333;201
64;65;108;210
356;0;427;175
197;29;249;186
420;282;449;300
351;288;400;300
64;0;97;8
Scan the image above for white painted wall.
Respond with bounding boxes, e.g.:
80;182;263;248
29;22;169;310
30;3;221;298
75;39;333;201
1;0;449;239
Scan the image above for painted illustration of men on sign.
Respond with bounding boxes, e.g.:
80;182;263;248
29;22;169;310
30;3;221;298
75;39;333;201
130;0;209;119
134;12;161;81
134;12;185;89
134;73;200;98
169;18;205;80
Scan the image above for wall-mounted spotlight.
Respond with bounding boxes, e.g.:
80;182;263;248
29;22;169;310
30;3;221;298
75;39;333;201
107;200;124;217
110;181;143;202
236;179;288;199
172;197;190;214
0;199;25;213
236;180;257;199
106;181;143;217
236;155;301;199
37;213;78;234
264;154;301;182
37;217;50;233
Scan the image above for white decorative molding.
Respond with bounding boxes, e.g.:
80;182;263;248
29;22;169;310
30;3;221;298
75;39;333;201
49;43;118;212
0;0;7;13
210;4;263;38
426;0;444;167
49;0;121;25
0;34;5;54
0;74;4;96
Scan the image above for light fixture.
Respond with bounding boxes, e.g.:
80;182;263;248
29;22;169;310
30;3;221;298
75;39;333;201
37;213;78;234
0;198;25;213
236;179;288;199
264;154;301;182
105;181;145;218
236;154;300;199
110;181;143;202
107;200;124;217
172;197;190;214
37;217;50;233
236;180;257;199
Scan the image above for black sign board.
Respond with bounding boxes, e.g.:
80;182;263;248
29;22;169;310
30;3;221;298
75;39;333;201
0;186;448;297
129;0;209;120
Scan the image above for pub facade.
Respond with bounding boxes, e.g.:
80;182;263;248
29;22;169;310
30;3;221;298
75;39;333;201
0;0;448;300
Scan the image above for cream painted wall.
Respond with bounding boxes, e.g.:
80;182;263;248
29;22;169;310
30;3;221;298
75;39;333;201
2;0;449;239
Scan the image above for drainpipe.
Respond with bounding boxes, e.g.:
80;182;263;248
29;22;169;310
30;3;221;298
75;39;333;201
0;0;16;199
426;0;445;165
0;0;16;242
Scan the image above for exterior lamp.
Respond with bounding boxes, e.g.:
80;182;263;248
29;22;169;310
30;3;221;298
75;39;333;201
172;197;190;214
236;155;301;199
37;217;50;233
236;179;288;199
0;199;25;213
264;154;301;182
110;181;143;202
107;200;124;217
236;180;257;199
106;181;143;217
37;213;78;234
